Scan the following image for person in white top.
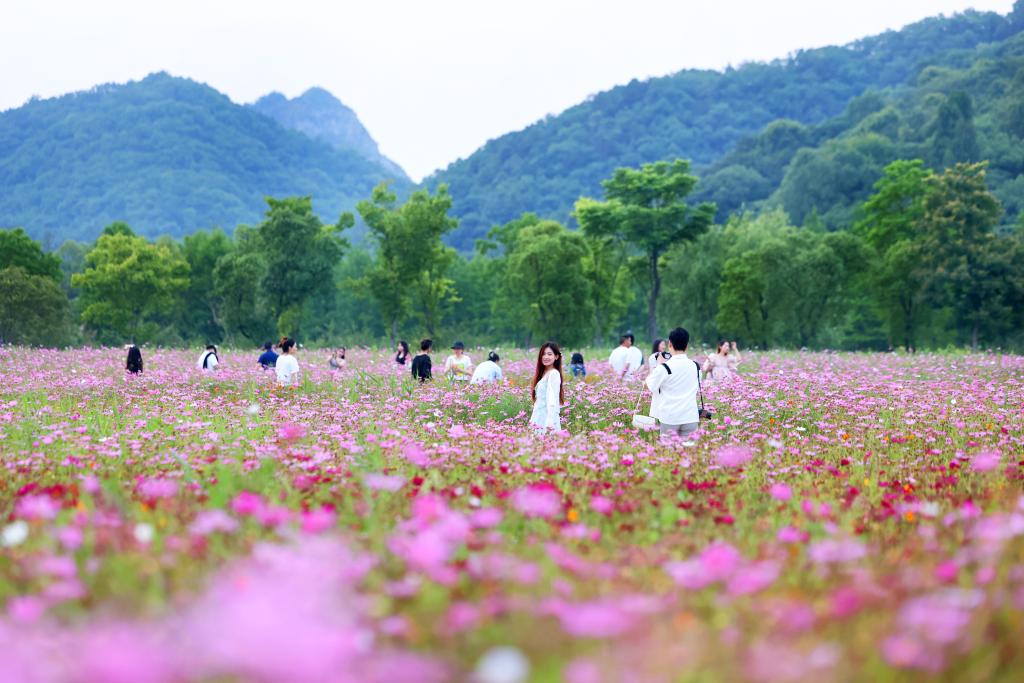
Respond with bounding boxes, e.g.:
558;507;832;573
645;327;701;440
608;334;642;381
529;342;563;431
470;351;503;384
197;345;219;371
444;341;473;382
275;338;300;386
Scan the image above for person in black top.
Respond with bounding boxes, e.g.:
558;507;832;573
257;341;278;369
411;338;433;382
395;340;410;366
126;345;143;374
569;351;586;378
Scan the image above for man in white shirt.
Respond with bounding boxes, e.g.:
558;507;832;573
196;345;219;371
608;334;642;381
645;327;700;440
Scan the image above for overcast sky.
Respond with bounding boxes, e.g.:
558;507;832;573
1;1;1015;180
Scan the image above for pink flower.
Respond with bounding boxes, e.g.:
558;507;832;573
276;422;307;441
137;478;178;502
590;495;614;515
189;510;239;536
726;561;780;596
448;424;467;438
470;508;504;528
777;526;808;544
511;484;562;519
700;542;742;580
230;491;265;517
16;494;59;520
715;446;754;468
971;449;1001;473
769;483;792;502
299;507;336;534
364;473;406;492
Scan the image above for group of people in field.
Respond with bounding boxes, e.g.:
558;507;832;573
125;329;740;438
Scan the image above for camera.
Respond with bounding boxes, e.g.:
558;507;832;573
660;351;672;359
699;407;714;420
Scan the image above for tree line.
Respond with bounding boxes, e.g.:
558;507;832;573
1;157;1022;351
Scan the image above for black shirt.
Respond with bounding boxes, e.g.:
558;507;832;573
395;351;408;366
411;353;432;382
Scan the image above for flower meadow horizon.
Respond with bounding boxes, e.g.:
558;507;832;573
1;346;1023;681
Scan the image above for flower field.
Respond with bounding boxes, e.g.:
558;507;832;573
1;347;1023;682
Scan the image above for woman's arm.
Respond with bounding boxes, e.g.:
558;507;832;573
544;372;561;429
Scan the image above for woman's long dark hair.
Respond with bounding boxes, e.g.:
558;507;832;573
651;338;664;355
397;340;409;357
126;346;143;374
531;342;564;404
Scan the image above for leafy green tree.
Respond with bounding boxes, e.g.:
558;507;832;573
254;196;351;338
853;160;936;349
919;162;1011;348
357;184;458;342
72;228;190;343
581;231;633;345
212;229;275;345
0;266;70;346
576;159;715;340
179;228;233;343
502;220;592;347
0;228;62;282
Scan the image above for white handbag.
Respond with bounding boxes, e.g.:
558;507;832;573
631;386;658;429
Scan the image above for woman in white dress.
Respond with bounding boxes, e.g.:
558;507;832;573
529;342;564;431
275;338;300;386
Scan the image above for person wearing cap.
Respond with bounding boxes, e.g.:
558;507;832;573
470;351;503;384
443;341;474;383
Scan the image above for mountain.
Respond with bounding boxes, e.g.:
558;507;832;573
425;6;1024;250
716;28;1024;230
0;73;411;244
250;88;408;181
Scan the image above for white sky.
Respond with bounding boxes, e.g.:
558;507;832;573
0;1;1015;180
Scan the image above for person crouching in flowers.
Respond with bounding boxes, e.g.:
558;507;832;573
275;338;300;387
529;342;564;431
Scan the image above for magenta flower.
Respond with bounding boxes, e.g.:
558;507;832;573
16;494;60;520
769;483;792;502
715;446;754;468
511;484;562;519
971;449;1001;473
364;473;406;492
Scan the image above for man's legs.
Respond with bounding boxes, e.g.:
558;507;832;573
659;422;700;441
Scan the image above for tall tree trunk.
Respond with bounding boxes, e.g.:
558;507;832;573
390;317;397;347
647;250;660;342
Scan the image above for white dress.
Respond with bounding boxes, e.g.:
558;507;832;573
529;370;561;430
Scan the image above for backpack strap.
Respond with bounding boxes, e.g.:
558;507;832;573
694;360;706;413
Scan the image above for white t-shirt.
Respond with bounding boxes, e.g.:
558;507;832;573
609;345;642;380
644;353;699;425
197;351;219;371
444;354;473;381
470;360;502;384
275;353;300;386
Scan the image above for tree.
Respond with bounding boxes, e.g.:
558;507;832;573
255;197;352;338
576;159;715;340
502;220;592;347
357;184;458;342
0;228;62;282
72;228;190;343
919;162;1008;348
179;228;233;343
212;234;275;345
0;266;70;346
581;231;633;345
853;160;935;349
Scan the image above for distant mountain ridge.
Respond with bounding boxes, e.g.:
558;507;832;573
250;88;408;181
426;5;1024;250
0;72;410;244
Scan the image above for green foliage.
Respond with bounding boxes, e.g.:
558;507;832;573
0;228;62;282
72;227;190;343
179;228;233;344
427;9;1020;248
0;73;410;244
357;184;459;341
577;159;715;340
0;266;70;345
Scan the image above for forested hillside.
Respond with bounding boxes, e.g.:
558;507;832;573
0;73;410;244
427;6;1024;250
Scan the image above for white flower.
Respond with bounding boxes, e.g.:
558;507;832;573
134;523;155;544
474;647;530;683
1;521;29;547
245;403;261;416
